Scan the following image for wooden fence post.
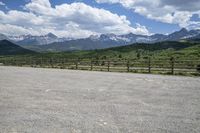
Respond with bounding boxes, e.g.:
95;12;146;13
50;58;53;68
90;60;93;71
75;60;78;70
16;59;18;66
3;58;6;66
148;57;151;73
29;57;32;66
107;61;110;72
171;57;175;75
40;58;43;67
127;60;130;72
62;58;65;69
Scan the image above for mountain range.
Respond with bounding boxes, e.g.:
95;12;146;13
1;28;200;52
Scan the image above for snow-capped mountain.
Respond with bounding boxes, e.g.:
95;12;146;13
1;28;200;48
15;33;59;45
93;28;200;44
7;33;72;45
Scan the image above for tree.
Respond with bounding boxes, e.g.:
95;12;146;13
102;56;107;60
136;49;143;59
136;52;140;59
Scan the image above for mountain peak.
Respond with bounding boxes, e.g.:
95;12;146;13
127;32;135;35
89;35;99;40
179;28;188;33
100;33;116;37
47;33;57;38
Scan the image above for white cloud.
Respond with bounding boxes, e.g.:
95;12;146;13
96;0;200;29
0;10;45;26
0;0;150;38
133;23;150;35
0;24;40;36
0;2;5;6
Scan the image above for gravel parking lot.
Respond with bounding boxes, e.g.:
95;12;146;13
0;66;200;133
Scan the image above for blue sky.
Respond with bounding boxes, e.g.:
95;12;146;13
0;0;200;38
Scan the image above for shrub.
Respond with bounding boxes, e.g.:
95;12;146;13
197;64;200;73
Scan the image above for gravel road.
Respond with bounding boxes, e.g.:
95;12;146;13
0;66;200;133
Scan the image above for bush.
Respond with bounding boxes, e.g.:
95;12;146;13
197;64;200;73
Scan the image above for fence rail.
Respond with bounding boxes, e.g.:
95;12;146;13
0;57;200;75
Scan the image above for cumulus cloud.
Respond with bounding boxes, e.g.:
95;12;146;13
0;23;40;36
161;0;200;11
0;0;150;38
96;0;200;29
0;1;5;6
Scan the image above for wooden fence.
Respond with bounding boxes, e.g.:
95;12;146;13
0;57;200;75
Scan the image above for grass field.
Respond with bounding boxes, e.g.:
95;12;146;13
1;41;200;76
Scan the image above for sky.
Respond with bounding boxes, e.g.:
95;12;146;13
0;0;200;38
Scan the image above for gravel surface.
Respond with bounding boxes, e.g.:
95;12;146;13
0;66;200;133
